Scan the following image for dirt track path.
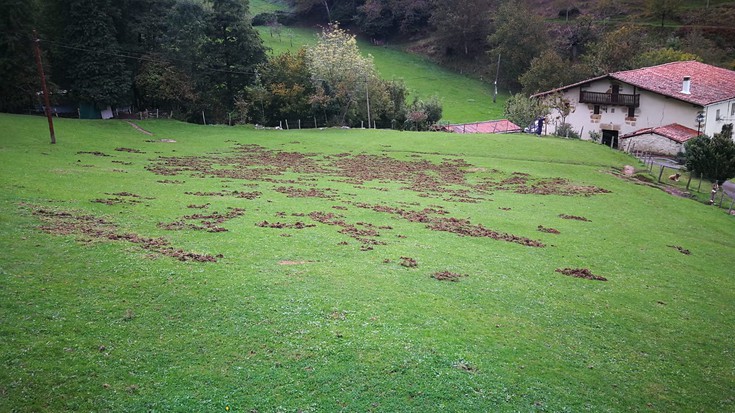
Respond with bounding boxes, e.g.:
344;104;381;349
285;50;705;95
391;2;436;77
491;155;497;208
127;121;153;136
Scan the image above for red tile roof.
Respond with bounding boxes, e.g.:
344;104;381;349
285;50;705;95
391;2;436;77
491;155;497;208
610;61;735;106
445;119;521;134
621;123;699;143
533;61;735;106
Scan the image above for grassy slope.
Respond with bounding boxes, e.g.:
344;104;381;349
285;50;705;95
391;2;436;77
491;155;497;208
257;26;506;124
1;114;734;412
250;0;287;14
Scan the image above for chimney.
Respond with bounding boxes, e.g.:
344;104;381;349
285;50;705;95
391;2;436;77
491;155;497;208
681;76;691;94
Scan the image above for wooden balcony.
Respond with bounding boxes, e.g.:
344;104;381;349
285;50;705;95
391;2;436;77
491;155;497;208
579;90;639;107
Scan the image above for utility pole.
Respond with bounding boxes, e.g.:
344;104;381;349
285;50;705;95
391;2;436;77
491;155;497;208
33;30;55;144
365;73;371;128
493;54;501;104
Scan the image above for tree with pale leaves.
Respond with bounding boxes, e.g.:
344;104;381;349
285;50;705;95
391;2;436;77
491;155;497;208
305;23;379;126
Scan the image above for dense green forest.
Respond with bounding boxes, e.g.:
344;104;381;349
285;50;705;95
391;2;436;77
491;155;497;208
2;0;733;126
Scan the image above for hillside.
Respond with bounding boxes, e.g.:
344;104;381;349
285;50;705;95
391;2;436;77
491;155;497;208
1;113;734;411
257;0;735;93
257;25;506;123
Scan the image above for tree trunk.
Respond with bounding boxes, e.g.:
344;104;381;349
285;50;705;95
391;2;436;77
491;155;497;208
323;0;331;22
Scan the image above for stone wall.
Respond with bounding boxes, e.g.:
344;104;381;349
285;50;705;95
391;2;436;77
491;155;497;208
622;134;683;156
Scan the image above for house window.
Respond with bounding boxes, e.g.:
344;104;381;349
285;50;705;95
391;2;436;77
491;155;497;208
731;103;735;116
716;109;721;120
594;105;600;115
627;107;635;118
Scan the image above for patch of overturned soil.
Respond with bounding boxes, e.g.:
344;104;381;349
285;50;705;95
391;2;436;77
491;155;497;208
158;208;245;232
92;192;154;206
537;225;560;234
256;221;315;230
555;268;607;281
26;204;220;262
308;211;387;250
77;151;110;157
92;197;139;206
137;144;617;256
559;214;591;222
351;202;544;247
145;144;610;202
274;186;336;199
115;147;146;154
400;257;418;267
146;144;326;179
474;173;610;197
432;271;467;281
668;245;691;255
184;190;261;199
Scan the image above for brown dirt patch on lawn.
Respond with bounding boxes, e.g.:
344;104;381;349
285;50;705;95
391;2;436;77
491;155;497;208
77;151;111;157
668;245;691;255
559;214;591;222
115;147;146;154
400;257;418;267
555;268;607;281
537;225;560;234
25;204;220;262
352;202;544;247
158;208;245;233
432;271;467;281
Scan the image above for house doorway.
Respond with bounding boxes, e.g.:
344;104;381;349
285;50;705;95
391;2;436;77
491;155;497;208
601;129;619;149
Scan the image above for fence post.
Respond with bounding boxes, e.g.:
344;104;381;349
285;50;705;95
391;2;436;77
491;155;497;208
686;172;693;190
314;117;317;129
298;119;301;130
657;165;665;183
719;188;726;207
202;110;206;125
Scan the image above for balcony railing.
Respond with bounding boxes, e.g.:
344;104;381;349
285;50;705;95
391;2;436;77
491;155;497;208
579;90;639;107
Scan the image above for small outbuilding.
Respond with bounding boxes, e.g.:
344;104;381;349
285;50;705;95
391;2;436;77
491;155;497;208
620;123;699;156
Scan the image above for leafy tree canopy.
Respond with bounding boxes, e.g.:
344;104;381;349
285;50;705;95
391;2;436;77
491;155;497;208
504;93;545;131
487;0;549;92
685;124;735;184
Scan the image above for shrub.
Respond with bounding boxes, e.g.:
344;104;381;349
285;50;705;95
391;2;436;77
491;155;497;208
554;123;580;139
252;11;296;26
252;12;277;26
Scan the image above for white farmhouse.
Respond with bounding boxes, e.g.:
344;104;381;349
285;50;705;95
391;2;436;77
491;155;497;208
533;61;735;155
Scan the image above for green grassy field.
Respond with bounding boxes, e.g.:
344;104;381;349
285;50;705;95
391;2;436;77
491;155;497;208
250;0;288;14
1;114;734;412
256;26;506;124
